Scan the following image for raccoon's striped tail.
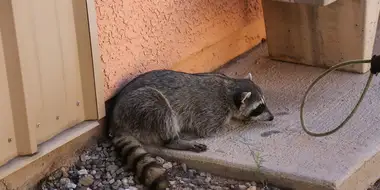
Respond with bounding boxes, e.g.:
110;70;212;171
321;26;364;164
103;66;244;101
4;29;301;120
112;136;169;190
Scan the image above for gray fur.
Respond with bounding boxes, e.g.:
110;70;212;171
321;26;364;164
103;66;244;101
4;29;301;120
107;69;274;189
111;70;273;142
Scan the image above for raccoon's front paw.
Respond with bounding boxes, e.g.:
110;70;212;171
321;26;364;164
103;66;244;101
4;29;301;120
190;143;208;153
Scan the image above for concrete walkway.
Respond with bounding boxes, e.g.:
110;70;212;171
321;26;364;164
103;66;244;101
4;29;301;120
147;43;380;190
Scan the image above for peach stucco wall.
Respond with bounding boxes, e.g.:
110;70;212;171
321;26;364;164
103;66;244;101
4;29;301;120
96;0;264;100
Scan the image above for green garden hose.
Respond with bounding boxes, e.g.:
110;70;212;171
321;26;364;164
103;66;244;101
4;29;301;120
300;56;380;137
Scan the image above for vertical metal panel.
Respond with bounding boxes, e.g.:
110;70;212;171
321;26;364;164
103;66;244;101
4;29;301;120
7;0;99;151
0;0;103;166
0;19;18;166
72;0;100;120
3;0;38;156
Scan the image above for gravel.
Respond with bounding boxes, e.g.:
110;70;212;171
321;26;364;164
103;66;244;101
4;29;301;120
38;138;286;190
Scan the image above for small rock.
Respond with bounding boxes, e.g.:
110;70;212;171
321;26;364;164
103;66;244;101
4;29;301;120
205;176;212;183
80;153;90;162
188;169;196;177
95;173;102;179
181;163;187;172
79;175;94;187
238;184;247;190
106;172;113;180
169;181;176;185
106;165;119;174
102;142;112;148
247;187;257;190
61;167;69;178
122;178;129;186
155;157;165;165
162;162;172;169
60;178;71;186
112;180;122;189
128;178;135;185
116;168;124;174
129;187;138;190
78;187;90;190
108;156;116;162
92;155;99;160
78;169;88;175
210;185;222;190
200;172;206;177
109;179;115;184
66;183;77;189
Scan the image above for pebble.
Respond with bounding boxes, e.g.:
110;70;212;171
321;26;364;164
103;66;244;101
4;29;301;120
60;177;71;186
155;156;165;165
163;162;173;169
61;167;69;178
116;168;124;174
106;172;113;180
106;165;119;174
181;163;187;172
66;182;77;189
80;153;88;162
79;175;94;187
102;142;112;148
78;169;88;175
122;178;129;186
39;139;284;190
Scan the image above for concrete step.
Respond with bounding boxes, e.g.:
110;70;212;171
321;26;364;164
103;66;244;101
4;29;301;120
147;44;380;190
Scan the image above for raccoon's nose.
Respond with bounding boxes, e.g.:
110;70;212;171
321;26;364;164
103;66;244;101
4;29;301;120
268;115;274;121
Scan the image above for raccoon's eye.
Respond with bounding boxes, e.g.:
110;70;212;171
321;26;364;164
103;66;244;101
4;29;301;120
249;103;266;117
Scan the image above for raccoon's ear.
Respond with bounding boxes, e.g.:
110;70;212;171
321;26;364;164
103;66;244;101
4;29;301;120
244;73;253;81
241;92;251;103
234;91;251;108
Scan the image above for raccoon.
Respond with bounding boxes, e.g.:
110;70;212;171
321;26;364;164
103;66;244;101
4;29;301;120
105;69;274;190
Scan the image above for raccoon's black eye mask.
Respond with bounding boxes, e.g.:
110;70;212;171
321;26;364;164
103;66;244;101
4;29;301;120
249;103;266;117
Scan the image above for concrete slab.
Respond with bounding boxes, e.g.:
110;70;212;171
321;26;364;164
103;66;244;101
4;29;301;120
147;43;380;190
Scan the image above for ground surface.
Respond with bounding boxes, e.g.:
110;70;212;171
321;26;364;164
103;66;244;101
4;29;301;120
39;138;283;190
38;44;380;190
38;20;380;189
142;42;380;190
39;43;380;190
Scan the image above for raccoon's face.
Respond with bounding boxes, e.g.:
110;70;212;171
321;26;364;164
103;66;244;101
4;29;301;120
234;73;274;122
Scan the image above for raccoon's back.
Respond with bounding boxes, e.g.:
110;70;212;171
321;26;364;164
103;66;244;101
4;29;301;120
117;70;235;129
119;70;233;102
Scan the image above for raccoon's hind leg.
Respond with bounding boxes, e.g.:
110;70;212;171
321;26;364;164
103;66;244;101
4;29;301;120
164;136;207;152
115;86;208;153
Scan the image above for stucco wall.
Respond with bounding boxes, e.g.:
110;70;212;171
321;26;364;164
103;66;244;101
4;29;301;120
96;0;264;100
